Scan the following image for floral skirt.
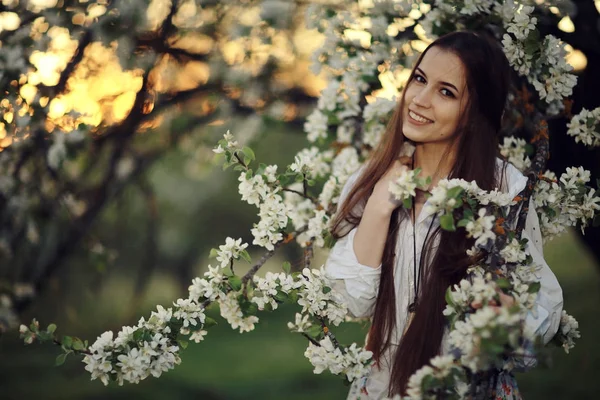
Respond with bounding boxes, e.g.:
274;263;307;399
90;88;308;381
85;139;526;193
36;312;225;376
346;369;522;400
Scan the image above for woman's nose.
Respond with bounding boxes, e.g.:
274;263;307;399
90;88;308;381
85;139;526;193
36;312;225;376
412;88;432;108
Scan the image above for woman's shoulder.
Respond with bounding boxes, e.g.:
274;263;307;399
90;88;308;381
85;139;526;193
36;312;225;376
495;157;528;198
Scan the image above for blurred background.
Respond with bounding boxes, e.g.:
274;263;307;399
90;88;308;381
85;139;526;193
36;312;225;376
0;1;599;399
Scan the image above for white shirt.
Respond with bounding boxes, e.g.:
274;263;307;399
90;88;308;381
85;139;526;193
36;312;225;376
324;159;563;399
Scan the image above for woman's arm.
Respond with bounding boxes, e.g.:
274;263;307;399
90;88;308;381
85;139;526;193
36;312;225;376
354;159;409;267
325;160;408;317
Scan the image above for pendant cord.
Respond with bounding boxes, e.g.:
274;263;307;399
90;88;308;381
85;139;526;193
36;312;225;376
409;155;436;313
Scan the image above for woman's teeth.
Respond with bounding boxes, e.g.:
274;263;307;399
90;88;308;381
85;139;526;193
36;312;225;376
409;110;433;123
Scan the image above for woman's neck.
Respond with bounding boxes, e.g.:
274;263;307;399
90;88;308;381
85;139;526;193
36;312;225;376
413;142;455;187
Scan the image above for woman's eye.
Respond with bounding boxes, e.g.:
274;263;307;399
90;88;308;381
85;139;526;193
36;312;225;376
414;75;426;83
441;88;455;98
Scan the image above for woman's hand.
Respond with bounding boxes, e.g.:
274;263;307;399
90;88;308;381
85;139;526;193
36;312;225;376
368;156;412;216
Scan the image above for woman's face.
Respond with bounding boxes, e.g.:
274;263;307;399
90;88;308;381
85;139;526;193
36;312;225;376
402;47;469;147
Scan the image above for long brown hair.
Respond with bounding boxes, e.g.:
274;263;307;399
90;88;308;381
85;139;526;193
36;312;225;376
330;31;512;396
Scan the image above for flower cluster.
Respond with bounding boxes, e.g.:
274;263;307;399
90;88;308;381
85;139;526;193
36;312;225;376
420;1;577;111
448;306;524;372
443;277;500;327
215;237;249;268
388;168;430;209
554;310;581;354
362;97;397;148
287;312;313;333
77;298;208;386
289;147;333;179
218;291;260;333
297;267;348;326
404;355;468;400
500;136;532;173
304;336;373;382
534;168;600;241
252;272;303;311
426;179;516;218
250;193;289;250
465;208;497;248
566;107;600;148
212;130;239;154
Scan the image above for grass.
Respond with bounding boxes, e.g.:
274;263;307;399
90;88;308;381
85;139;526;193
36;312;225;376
0;231;598;399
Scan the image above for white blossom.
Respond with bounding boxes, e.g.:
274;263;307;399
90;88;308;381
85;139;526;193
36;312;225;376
331;147;360;184
500;238;527;264
297;267;348;326
218;291;259;333
290;147;333;179
238;172;271;207
173;298;205;334
216;237;249;268
557;310;581;354
502;33;532;76
500;136;531;173
388;169;419;202
304;109;329;142
304;336;372;381
567;107;600;147
251;193;288;250
506;5;537;41
465;208;496;248
287;312;312;333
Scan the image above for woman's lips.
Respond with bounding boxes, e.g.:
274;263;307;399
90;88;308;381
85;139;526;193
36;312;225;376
407;110;433;125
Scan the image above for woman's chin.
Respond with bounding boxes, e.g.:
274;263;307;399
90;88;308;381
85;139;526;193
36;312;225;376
402;125;428;143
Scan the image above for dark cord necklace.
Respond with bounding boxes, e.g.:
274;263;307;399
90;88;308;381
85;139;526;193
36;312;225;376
407;158;436;314
407;203;436;313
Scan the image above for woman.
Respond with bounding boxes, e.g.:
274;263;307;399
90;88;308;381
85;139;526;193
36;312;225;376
325;31;563;399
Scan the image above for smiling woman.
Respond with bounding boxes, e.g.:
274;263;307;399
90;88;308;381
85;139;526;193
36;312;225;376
326;31;562;399
402;48;468;148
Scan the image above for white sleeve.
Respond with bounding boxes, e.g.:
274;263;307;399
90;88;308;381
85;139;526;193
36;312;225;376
522;197;563;345
324;168;382;318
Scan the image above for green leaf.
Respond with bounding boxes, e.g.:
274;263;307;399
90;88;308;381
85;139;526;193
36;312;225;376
274;291;288;302
133;329;144;342
256;163;267;175
403;197;413;209
72;338;85;351
240;250;251;263
55;353;67;366
496;278;511;290
306;325;323;338
445;288;454;307
322;286;332;294
278;175;291;186
242;146;255;162
62;336;73;349
209;248;219;259
446;186;464;199
47;324;57;334
245;302;259;316
228;275;243;291
528;281;541;294
282;261;291;274
440;214;456;231
204;317;218;328
457;218;470;228
178;339;189;350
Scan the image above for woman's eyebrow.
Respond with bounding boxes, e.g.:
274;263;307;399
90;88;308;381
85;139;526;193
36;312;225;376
415;67;459;93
